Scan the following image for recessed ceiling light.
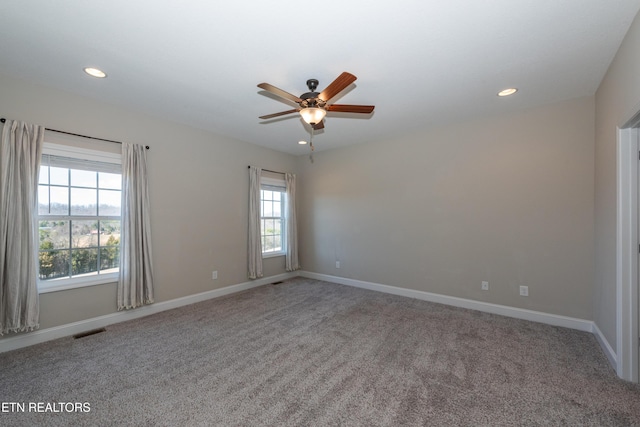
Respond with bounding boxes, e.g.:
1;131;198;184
298;140;308;145
83;67;107;78
497;88;518;97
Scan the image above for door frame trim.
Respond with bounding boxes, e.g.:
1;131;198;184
617;112;640;382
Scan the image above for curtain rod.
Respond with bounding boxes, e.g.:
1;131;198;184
0;118;149;150
247;165;285;175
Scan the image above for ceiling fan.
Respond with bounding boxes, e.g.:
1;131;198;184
257;71;375;130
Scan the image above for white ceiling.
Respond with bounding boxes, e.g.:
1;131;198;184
0;1;639;155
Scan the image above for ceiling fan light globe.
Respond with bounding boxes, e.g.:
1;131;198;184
300;107;326;125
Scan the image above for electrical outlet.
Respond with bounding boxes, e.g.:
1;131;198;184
481;281;489;291
212;270;218;280
519;285;528;296
335;261;340;269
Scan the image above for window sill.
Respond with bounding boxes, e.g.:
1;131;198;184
262;251;285;259
38;273;119;294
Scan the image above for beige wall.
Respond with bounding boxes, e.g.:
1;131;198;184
5;14;639;345
297;97;595;319
594;11;640;349
0;73;296;337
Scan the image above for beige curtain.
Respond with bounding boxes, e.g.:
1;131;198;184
118;143;154;310
248;166;263;279
0;120;44;334
285;173;300;272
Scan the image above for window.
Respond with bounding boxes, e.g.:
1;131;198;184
37;143;121;291
261;176;286;257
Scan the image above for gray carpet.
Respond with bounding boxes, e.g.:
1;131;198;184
1;277;640;426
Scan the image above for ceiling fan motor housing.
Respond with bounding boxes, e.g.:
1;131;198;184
300;95;325;108
300;79;325;108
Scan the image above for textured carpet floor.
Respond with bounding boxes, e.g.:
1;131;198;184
1;277;640;426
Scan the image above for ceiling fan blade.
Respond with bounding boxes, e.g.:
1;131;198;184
312;120;325;130
318;72;357;102
259;109;299;120
257;83;302;104
327;104;375;114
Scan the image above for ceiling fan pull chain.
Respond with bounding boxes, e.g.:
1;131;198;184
310;127;315;152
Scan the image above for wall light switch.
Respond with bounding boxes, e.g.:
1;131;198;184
212;270;218;280
519;285;528;296
335;261;340;269
481;281;489;291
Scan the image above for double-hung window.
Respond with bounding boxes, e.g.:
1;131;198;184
37;143;122;292
260;175;286;257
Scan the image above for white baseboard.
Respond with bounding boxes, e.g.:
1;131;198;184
299;271;595;332
0;272;296;354
2;269;618;371
303;272;622;372
593;322;617;369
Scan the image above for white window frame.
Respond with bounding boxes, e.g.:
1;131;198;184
260;176;286;258
37;142;122;293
